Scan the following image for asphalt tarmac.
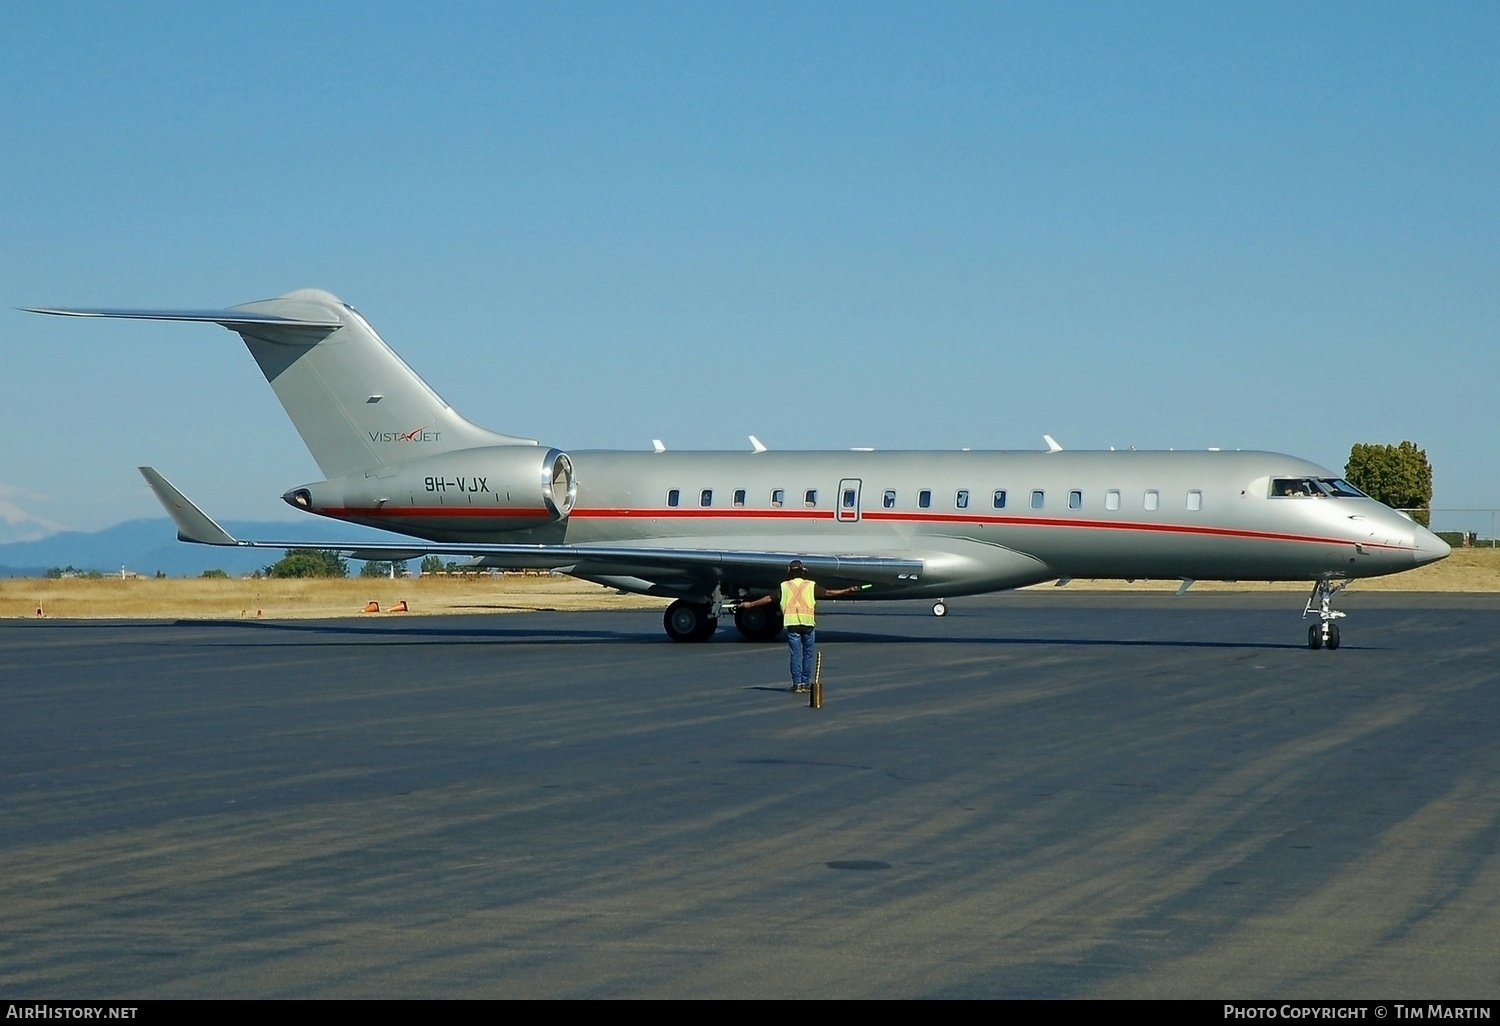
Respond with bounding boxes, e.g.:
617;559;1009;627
3;592;1498;998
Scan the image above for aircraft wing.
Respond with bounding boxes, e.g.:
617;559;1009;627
140;468;924;590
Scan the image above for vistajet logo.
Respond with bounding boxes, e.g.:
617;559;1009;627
370;428;443;443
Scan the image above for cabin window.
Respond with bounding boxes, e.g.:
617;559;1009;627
1069;490;1082;510
1144;490;1160;511
1105;489;1120;511
956;489;970;509
700;489;713;507
804;489;818;508
842;488;857;509
993;489;1007;509
1030;490;1044;510
883;489;896;509
1187;489;1203;511
919;489;932;509
771;489;784;508
733;489;746;507
667;489;680;507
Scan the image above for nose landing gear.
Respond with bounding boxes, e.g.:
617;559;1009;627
1304;577;1348;650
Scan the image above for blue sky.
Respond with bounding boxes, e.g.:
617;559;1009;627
2;2;1496;539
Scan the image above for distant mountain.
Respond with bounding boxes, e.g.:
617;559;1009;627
0;518;419;578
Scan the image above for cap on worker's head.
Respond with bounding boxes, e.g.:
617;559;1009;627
787;559;807;576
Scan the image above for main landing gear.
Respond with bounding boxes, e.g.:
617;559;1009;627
733;604;784;642
664;596;789;643
664;599;717;642
1304;577;1349;651
932;600;948;617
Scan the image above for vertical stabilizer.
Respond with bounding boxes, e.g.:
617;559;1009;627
222;289;533;477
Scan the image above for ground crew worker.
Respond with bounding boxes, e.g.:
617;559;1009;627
742;560;861;692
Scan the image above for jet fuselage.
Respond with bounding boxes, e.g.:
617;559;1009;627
287;447;1446;600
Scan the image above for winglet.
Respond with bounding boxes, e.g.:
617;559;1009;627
138;468;240;546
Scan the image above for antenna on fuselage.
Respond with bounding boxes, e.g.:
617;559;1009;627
652;439;666;453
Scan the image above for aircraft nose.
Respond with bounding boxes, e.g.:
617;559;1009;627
1412;523;1451;567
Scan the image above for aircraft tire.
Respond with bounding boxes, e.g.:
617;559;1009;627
1307;624;1323;650
932;601;948;617
665;600;716;643
1326;623;1340;650
734;606;783;641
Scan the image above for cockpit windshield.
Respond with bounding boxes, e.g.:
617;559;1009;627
1270;478;1368;498
1319;478;1367;497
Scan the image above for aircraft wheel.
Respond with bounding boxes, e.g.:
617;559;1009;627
1307;624;1323;650
1326;623;1340;650
734;606;783;641
932;601;948;617
665;600;716;643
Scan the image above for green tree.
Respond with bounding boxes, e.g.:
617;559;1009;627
201;568;229;579
420;555;444;575
1345;441;1433;527
264;549;349;579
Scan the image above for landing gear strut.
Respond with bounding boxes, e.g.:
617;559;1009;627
1303;577;1348;650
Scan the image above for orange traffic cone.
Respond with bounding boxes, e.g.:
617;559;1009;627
390;600;408;612
364;601;380;613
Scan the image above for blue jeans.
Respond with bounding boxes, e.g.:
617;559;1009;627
787;628;815;685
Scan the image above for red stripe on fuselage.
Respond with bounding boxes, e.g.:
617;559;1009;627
316;505;1414;552
321;507;553;519
574;507;828;520
859;510;1412;551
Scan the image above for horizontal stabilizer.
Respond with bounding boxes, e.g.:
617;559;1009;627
23;307;342;329
29;290;533;478
138;467;240;546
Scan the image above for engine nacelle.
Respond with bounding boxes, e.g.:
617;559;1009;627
283;446;576;536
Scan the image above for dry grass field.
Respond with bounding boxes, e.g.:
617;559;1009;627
3;573;667;620
4;547;1498;619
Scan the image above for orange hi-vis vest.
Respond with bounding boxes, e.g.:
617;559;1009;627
780;578;816;628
